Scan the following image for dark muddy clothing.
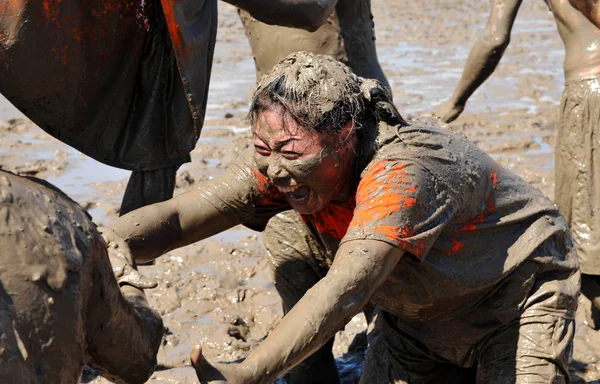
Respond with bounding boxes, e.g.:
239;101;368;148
0;171;163;383
120;164;179;215
0;0;216;172
360;276;575;384
555;75;600;276
238;0;389;88
199;118;579;380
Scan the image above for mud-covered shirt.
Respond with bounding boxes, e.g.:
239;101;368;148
199;118;578;354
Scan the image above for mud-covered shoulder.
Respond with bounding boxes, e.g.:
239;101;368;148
372;116;473;173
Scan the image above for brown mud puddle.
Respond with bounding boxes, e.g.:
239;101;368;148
0;1;598;382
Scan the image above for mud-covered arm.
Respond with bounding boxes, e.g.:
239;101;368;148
243;240;402;382
569;0;600;27
222;0;337;31
193;240;402;384
85;236;164;384
112;150;276;263
111;189;239;264
434;0;523;123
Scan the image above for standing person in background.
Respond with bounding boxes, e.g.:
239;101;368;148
236;0;390;89
433;0;600;328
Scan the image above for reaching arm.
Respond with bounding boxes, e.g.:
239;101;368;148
569;0;600;27
192;240;403;384
111;189;239;263
111;149;288;264
222;0;337;31
86;260;164;384
434;0;523;123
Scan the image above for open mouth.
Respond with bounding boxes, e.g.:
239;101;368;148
278;184;311;204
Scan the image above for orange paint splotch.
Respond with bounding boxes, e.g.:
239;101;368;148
460;188;496;232
42;0;62;29
305;198;356;240
372;224;401;240
351;161;419;226
408;239;427;259
250;167;270;194
445;238;464;256
160;0;184;53
489;171;498;188
249;167;287;208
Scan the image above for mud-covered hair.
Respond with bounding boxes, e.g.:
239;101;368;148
248;51;407;138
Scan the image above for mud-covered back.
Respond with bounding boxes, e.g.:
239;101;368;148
0;171;101;292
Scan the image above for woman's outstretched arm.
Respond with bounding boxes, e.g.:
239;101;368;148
192;239;403;384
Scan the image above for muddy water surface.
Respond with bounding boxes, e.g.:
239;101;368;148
0;1;598;382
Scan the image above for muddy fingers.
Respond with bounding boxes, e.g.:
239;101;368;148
191;345;228;384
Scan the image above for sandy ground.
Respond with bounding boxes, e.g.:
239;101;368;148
0;1;599;383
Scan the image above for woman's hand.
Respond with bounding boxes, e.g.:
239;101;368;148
191;345;254;384
98;226;158;289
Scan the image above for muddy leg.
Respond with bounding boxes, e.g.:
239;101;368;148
119;164;179;215
476;269;579;384
264;211;340;384
581;274;600;329
555;82;600;322
359;311;473;384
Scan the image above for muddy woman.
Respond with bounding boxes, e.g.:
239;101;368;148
0;171;163;383
434;0;600;328
109;52;579;383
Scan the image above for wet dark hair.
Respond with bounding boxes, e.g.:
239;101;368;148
248;52;407;141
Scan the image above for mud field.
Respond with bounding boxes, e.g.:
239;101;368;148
0;1;599;383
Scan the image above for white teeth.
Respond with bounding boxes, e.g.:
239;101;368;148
277;184;301;193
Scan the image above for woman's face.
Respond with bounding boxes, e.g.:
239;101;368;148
253;106;357;215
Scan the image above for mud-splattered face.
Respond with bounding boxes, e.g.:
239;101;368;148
253;106;357;214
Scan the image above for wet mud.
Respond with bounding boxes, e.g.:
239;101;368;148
0;0;598;383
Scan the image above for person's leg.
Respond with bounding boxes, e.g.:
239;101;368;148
263;211;339;384
119;164;180;215
359;310;475;384
580;274;600;327
475;267;579;384
555;79;600;327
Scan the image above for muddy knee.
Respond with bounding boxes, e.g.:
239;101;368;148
263;211;331;311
